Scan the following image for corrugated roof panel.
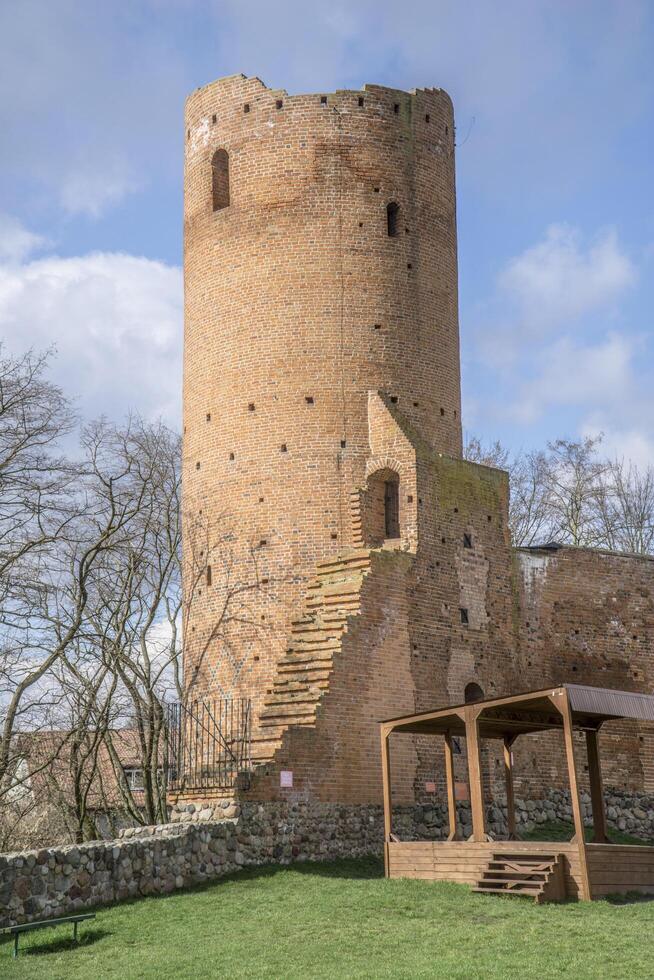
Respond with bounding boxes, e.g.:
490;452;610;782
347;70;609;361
566;684;654;722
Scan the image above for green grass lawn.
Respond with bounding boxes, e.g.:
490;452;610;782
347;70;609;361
2;857;653;979
522;819;652;846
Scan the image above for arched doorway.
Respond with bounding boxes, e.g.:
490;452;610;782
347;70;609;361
464;682;484;704
365;468;400;547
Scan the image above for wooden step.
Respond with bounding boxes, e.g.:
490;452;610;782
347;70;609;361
478;876;547;886
472;886;541;897
487;861;555;872
475;851;566;903
482;871;549;882
492;853;558;862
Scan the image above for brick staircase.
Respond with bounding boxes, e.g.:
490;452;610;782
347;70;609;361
473;852;566;903
251;549;372;767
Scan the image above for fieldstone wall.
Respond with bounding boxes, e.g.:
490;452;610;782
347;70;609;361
401;789;654;842
0;802;381;928
3;794;653;927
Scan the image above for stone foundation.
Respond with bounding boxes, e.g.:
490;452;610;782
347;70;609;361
2;793;653;927
399;789;654;842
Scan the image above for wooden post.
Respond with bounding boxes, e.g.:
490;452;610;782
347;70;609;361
444;731;458;841
464;706;486;842
380;725;393;877
503;736;517;840
550;690;592;900
586;728;608;843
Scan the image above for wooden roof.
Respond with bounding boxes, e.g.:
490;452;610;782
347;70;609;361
381;685;654;739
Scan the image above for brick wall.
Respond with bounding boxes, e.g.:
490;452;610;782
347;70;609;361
180;73;653;813
183;75;461;727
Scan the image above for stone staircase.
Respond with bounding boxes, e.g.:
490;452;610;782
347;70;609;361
473;851;566;903
251;549;372;766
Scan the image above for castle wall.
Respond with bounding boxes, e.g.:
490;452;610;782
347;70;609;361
513;546;654;795
181;73;653;814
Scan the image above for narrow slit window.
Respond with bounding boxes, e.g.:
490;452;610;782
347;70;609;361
206;565;212;587
211;149;230;211
384;479;400;539
387;201;399;237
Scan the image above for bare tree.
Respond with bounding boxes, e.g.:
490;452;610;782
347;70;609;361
542;436;607;546
86;417;182;826
0;354;168;837
0;346;77;808
596;459;654;555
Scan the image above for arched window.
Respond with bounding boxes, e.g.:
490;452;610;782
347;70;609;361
211;149;230;211
386;201;399;237
464;682;484;704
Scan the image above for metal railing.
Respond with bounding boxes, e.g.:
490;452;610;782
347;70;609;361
165;696;251;792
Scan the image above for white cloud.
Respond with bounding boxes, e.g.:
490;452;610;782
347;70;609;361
0;248;182;426
470;221;654;469
510;333;635;424
59;161;140;219
0;213;47;264
498;224;636;335
581;422;654;470
0;1;189;218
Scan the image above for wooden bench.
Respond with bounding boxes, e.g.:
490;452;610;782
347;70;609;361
2;912;96;958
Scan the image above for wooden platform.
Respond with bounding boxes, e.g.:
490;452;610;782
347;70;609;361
387;840;654;901
586;843;654;898
381;686;654;902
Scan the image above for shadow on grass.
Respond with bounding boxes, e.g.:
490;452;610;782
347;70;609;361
521;820;653;847
193;854;384;886
1;928;111;958
0;857;386;928
604;892;654;906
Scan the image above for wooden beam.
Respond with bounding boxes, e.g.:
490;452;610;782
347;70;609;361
586;728;608;843
380;727;392;877
549;690;592;900
444;732;458;841
464;706;486;842
503;736;517;840
382;686;565;733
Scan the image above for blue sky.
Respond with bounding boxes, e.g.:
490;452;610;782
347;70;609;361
1;0;653;463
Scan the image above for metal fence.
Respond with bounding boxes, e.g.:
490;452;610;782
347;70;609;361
165;697;251;792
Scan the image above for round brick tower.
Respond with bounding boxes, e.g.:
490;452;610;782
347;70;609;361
183;74;462;723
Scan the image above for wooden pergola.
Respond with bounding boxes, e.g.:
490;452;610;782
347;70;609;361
380;685;654;901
